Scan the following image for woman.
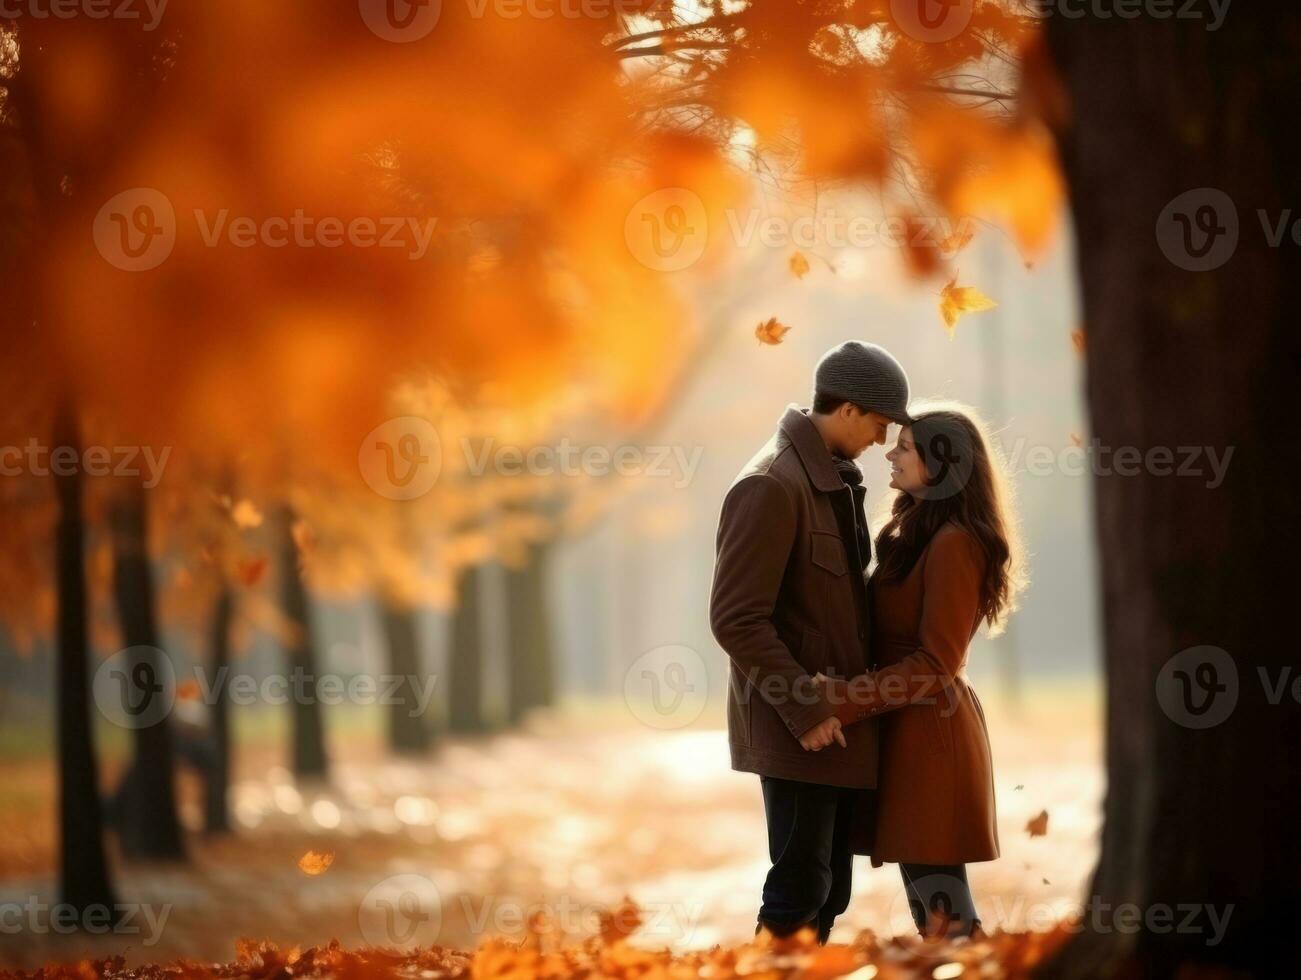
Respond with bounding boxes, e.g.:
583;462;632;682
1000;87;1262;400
820;405;1023;941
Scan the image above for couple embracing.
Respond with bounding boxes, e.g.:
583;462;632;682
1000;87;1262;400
709;341;1022;943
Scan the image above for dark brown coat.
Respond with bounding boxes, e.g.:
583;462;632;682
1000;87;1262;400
709;407;879;789
829;524;999;864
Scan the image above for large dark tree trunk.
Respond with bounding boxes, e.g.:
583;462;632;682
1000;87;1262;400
448;564;490;733
204;584;233;834
110;480;186;861
380;593;434;753
279;509;329;779
505;541;556;725
53;407;118;913
1042;10;1301;977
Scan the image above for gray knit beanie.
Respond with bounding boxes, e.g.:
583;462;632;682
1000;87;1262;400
813;341;912;423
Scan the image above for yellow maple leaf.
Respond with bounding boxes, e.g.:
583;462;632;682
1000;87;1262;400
754;316;792;345
297;850;334;875
789;251;811;279
939;275;997;335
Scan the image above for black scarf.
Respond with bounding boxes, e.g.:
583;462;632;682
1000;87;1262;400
832;455;871;570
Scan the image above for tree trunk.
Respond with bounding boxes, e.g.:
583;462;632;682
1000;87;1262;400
505;541;557;725
53;407;118;912
110;480;186;861
448;564;489;733
379;594;434;753
204;584;233;834
279;509;329;779
1041;10;1301;976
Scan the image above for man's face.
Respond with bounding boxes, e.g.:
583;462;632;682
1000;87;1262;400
839;407;893;458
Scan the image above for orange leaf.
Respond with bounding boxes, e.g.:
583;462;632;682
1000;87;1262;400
1025;809;1049;838
754;317;792;345
1070;329;1086;355
236;555;268;587
939;274;997;335
789;251;811;280
297;850;334;875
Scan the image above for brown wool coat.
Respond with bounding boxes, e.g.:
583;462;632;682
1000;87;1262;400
709;407;880;790
830;524;1000;865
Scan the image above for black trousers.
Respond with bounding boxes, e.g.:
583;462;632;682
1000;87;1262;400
898;862;980;938
757;776;857;944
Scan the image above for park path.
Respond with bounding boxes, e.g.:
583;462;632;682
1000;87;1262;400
0;690;1101;969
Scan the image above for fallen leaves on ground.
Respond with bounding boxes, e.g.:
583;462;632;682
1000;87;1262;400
0;907;1079;980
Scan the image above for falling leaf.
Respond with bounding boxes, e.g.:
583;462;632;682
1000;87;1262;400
939;275;998;335
1070;329;1086;355
230;499;263;529
1014;784;1024;790
236;555;269;587
1069;433;1082;447
1026;809;1049;838
754;317;792;345
297;850;334;875
1043;878;1051;885
789;251;811;279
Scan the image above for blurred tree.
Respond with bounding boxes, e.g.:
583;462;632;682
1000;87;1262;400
278;508;329;779
379;591;434;753
52;408;118;914
109;479;186;860
504;540;556;725
448;563;491;734
204;580;233;834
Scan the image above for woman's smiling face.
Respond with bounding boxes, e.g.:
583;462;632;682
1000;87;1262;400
886;427;928;494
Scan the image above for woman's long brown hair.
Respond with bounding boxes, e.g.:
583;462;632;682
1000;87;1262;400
873;405;1025;632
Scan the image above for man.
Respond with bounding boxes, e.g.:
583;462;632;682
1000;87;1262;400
709;340;911;943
